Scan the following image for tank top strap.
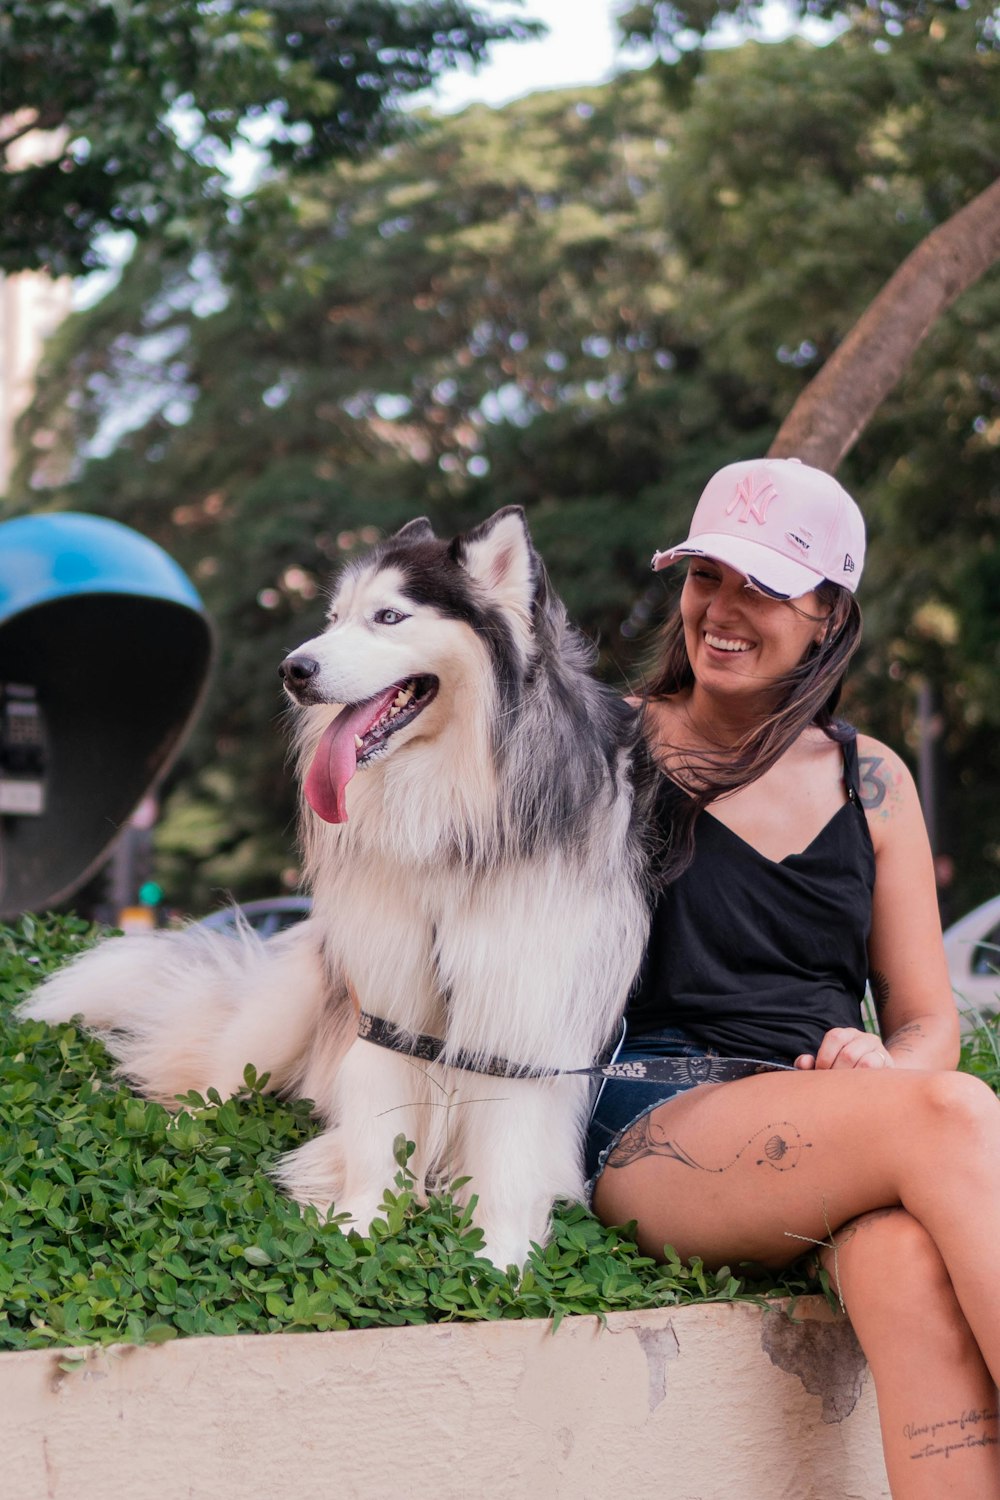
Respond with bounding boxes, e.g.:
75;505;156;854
841;731;863;805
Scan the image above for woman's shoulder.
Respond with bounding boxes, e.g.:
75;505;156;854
626;690;674;727
853;732;918;802
629;693;691;765
851;732;923;849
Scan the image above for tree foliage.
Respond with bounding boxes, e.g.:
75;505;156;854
618;0;999;65
6;5;1000;912
0;0;540;275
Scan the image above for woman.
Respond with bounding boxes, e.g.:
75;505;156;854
588;458;999;1499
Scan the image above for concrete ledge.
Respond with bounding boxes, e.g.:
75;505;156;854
2;1297;888;1499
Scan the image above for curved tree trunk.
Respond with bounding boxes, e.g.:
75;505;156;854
769;174;1000;474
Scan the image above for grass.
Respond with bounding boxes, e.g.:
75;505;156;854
4;913;996;1352
957;1000;1000;1091
0;913;822;1351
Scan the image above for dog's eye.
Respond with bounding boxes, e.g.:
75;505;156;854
373;608;408;626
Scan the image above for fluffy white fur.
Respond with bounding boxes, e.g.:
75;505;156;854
22;509;650;1271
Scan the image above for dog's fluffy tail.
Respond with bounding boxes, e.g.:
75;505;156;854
18;917;349;1109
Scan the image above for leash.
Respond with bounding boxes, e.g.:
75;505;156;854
357;1009;793;1084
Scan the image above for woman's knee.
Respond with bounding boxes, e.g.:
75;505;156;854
906;1070;1000;1152
828;1208;946;1297
826;1209;969;1355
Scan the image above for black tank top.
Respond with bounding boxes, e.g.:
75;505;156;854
627;734;875;1063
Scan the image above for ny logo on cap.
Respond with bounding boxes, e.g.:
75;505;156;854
727;473;778;526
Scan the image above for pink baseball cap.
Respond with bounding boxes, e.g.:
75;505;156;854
652;458;866;597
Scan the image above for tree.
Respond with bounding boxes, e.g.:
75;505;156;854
9;17;1000;911
617;5;1000;906
0;0;540;276
9;73;704;905
770;176;1000;470
620;0;1000;471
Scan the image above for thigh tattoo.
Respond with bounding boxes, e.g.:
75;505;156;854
608;1113;814;1173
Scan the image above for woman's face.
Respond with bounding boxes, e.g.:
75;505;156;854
680;558;827;707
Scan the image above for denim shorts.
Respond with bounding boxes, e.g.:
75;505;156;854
584;1025;789;1189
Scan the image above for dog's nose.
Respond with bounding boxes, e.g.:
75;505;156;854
279;654;320;687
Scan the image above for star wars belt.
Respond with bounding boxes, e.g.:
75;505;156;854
357;1009;793;1084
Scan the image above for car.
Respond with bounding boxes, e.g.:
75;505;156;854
197;895;313;940
943;894;1000;1023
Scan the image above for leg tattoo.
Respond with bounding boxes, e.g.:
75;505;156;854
905;1407;999;1464
608;1114;813;1173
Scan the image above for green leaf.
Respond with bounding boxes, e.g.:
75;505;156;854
242;1246;273;1267
143;1325;180;1344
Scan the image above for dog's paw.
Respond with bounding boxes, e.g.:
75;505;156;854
334;1193;389;1238
478;1235;530;1275
276;1134;405;1238
274;1132;346;1210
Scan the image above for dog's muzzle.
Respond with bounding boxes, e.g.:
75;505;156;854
279;653;321;703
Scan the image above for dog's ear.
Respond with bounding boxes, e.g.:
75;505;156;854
391;517;436;544
451;507;538;624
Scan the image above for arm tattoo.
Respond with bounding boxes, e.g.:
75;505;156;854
885;1020;925;1056
869;969;891;1018
857;755;887;809
857;754;907;821
607;1115;812;1173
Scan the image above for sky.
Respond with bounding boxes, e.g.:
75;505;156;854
413;0;834;114
76;0;832;308
416;0;633;113
75;1;633;308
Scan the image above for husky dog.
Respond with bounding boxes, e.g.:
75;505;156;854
22;508;654;1270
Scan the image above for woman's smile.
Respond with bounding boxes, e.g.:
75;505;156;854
703;631;755;654
681;559;824;705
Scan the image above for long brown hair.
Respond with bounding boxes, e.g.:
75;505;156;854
641;577;863;881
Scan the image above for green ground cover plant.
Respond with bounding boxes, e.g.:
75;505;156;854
955;1000;1000;1094
4;913;993;1352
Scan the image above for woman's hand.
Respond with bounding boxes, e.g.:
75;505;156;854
795;1026;896;1071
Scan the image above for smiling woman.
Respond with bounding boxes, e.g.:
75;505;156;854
639;462;864;884
680;561;829;697
587;457;1000;1500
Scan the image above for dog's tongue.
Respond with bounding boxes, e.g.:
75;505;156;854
304;686;401;824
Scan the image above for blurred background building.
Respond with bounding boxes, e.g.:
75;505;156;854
0;119;72;491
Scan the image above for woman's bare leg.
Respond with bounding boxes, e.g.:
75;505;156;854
821;1209;999;1499
592;1067;1000;1386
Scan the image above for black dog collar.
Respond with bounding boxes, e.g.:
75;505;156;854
356;1009;791;1085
